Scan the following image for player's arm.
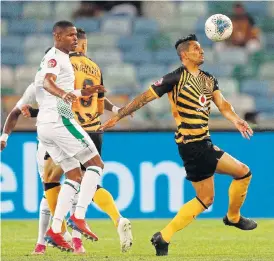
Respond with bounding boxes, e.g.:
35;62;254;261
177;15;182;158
99;72;178;130
117;89;156;119
96;73;105;116
0;107;21;150
44;73;105;102
1;83;37;150
213;90;253;139
21;105;39;118
97;88;105;116
99;89;157;130
43;73;76;103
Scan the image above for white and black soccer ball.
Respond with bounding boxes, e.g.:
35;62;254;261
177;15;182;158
205;14;233;42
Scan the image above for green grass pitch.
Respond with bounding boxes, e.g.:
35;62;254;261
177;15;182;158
2;219;274;261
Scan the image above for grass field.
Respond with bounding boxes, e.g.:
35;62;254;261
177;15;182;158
2;219;274;261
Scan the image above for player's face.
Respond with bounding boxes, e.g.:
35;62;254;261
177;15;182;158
185;41;204;66
60;27;78;52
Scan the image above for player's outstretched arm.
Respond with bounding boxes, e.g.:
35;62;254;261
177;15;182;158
104;97;134;117
0;107;22;151
213;90;253;139
118;89;156;118
99;89;156;131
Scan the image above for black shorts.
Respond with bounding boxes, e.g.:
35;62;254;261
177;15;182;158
178;138;224;182
44;132;103;171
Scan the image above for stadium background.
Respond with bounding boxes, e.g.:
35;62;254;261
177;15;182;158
1;0;274;220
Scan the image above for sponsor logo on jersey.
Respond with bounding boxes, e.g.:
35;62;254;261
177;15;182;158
198;94;207;107
153;78;163;87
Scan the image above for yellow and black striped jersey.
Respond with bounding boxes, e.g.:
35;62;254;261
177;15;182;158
149;65;219;144
70;52;104;132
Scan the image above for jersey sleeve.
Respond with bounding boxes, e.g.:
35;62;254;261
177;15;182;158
213;77;219;92
42;54;61;76
98;73;104;99
149;72;179;98
16;83;36;110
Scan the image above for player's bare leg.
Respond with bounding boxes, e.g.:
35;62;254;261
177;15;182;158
216;152;257;230
152;176;213;256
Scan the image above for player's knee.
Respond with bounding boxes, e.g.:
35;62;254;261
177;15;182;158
238;164;250;177
197;195;214;208
98;161;104;170
45;172;59;183
203;196;214;207
68;173;82;183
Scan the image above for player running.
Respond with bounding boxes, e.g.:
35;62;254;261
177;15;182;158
0;79;103;254
1;75;132;255
32;27;133;254
34;20;105;252
99;34;257;256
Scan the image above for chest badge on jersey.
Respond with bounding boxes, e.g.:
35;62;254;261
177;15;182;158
199;94;207;107
48;59;57;68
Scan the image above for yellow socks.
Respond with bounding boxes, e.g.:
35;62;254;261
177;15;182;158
227;172;252;223
44;183;67;233
161;197;206;243
93;187;121;227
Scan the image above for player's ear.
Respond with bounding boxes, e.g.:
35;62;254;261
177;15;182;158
82;41;87;52
54;32;62;41
181;51;187;60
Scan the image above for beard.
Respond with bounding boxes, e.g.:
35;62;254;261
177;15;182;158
197;60;204;66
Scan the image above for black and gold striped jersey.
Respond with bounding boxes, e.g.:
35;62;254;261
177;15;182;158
70;52;104;132
149;65;219;144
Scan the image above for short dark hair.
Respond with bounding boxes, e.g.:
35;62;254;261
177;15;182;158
45;47;52;54
77;28;87;40
52;20;75;33
175;34;198;58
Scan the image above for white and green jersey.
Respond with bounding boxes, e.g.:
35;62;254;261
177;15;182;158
35;47;75;125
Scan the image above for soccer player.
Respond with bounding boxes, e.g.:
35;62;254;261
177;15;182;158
34;20;106;251
100;34;257;256
41;27;132;253
0;80;102;254
1;79;132;254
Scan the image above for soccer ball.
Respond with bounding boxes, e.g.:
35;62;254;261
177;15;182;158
205;14;233;42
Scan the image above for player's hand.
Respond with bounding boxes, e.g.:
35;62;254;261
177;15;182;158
62;92;77;103
21;104;32;118
0;141;7;151
83;85;106;96
118;107;134;118
234;119;253;139
99;116;120;131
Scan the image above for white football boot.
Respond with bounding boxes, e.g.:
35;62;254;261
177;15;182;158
117;218;133;252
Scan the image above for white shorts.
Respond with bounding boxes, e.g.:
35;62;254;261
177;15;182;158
37;117;98;168
36;142;46;181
